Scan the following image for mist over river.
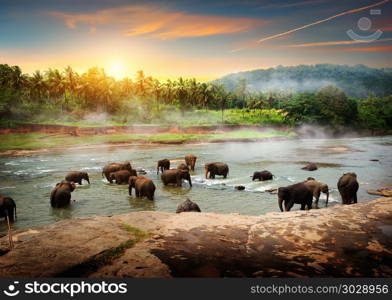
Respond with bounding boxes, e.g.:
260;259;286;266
0;136;391;233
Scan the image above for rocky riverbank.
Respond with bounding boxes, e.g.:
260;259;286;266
0;197;391;277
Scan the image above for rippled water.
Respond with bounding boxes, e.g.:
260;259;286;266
0;136;391;233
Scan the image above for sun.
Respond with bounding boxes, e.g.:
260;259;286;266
108;61;126;79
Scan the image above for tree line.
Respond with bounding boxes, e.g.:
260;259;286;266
0;64;391;130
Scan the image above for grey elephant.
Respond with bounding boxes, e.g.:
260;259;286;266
204;162;229;179
304;177;329;206
102;162;133;182
252;170;273;181
129;176;156;200
302;163;318;171
185;155;197;171
176;198;201;213
177;163;190;172
157;159;170;174
337;173;359;204
278;182;313;212
65;171;90;185
161;169;192;187
0;196;17;222
50;180;76;208
109;169;136;184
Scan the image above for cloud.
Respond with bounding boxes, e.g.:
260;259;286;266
50;4;268;39
257;0;327;10
340;45;392;52
286;38;392;48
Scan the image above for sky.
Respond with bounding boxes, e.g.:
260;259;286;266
0;0;391;80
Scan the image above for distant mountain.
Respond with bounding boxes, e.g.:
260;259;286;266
213;64;392;97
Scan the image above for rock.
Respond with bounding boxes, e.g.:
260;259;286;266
301;163;318;171
370;159;380;162
176;199;201;213
367;189;392;197
234;185;245;191
265;188;278;194
0;198;391;277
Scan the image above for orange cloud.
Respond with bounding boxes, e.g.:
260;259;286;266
286;38;392;48
50;5;268;39
340;45;392;52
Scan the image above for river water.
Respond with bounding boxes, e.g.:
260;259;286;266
0;136;391;233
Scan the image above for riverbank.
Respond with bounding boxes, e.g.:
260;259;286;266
0;197;391;277
0;126;295;156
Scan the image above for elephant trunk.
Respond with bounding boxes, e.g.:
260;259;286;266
188;176;192;187
325;191;329;207
278;197;284;212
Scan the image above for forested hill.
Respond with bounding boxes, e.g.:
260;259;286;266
213;64;392;97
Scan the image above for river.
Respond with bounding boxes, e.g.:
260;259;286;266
0;136;391;233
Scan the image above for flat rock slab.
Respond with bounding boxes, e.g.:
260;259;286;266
367;189;392;197
0;198;392;277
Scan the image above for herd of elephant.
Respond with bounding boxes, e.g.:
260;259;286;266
0;155;360;224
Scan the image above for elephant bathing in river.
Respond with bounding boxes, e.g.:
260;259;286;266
0;196;17;222
157;159;170;174
161;169;192;187
109;169;137;184
102;162;133;182
50;181;76;208
337;172;359;204
129;176;156;200
205;162;229;179
177;163;190;172
304;177;329;207
65;171;90;185
185;155;197;171
278;182;313;212
252;170;273;181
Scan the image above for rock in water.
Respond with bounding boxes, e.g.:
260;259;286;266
235;185;245;191
302;163;318;171
176;199;201;213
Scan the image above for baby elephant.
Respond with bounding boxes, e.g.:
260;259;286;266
185;154;197;171
161;169;192;187
157;159;170;174
205;162;229;179
337;172;359;204
252;170;273;181
302;163;318;171
177;163;190;172
109;169;137;184
0;196;17;222
176;198;201;213
129;176;156;200
278;182;313;212
50;181;76;208
65;171;90;185
304;177;329;207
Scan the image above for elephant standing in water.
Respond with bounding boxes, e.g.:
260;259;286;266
0;196;17;222
102;162;133;182
278;182;313;212
129;176;156;200
252;170;273;181
177;163;190;172
185;155;197;171
161;169;192;187
205;162;229;179
65;171;90;185
304;177;329;207
176;198;201;213
50;181;76;208
337;173;359;204
109;169;137;184
157;159;170;174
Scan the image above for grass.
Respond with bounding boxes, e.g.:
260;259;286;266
58;224;149;277
0;129;296;151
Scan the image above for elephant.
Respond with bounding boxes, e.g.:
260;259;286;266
337;173;359;204
161;169;192;187
185;155;197;171
157;159;170;174
304;177;329;207
205;162;229;179
102;162;133;182
129;176;156;200
177;163;190;172
109;169;136;184
302;163;318;171
278;182;313;212
252;170;273;181
0;196;17;222
50;180;76;208
65;171;90;185
176;198;201;213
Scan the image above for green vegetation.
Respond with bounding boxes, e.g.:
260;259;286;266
0;63;391;132
0;129;294;151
